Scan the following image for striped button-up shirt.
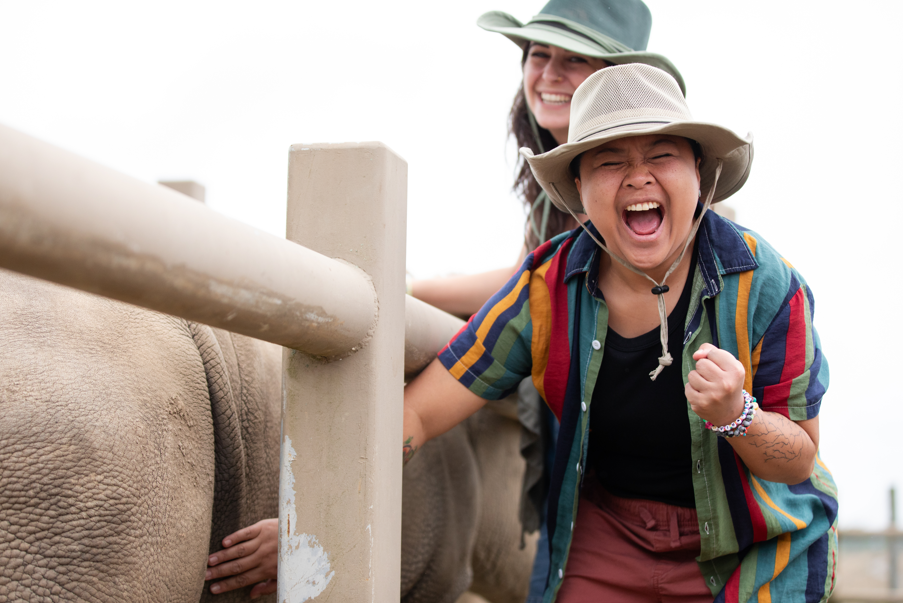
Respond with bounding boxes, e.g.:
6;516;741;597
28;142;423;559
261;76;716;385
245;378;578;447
439;210;838;602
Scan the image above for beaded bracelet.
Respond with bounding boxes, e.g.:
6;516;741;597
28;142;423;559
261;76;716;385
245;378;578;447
704;390;759;438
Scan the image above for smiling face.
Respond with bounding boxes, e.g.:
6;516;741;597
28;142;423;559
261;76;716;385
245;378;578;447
522;43;610;145
575;134;701;277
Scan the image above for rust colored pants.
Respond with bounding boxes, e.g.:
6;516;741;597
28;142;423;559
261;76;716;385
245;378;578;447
556;481;714;603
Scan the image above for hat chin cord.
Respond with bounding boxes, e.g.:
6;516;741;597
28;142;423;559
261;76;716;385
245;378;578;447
561;160;724;381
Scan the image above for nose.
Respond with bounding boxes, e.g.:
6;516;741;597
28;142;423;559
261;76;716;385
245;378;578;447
624;161;654;189
541;59;564;83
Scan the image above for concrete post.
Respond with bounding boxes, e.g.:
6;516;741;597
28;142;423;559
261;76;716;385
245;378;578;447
280;143;406;602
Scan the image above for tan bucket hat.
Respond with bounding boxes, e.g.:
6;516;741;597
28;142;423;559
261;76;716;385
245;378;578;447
520;63;753;215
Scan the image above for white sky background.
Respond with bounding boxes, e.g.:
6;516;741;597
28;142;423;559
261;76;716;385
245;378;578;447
1;1;901;530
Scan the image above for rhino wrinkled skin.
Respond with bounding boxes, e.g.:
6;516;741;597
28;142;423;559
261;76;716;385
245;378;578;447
0;269;534;603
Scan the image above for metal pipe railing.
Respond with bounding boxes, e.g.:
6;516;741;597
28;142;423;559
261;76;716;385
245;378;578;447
404;295;464;379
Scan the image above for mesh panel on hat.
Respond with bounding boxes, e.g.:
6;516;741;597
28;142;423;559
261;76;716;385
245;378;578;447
569;64;691;143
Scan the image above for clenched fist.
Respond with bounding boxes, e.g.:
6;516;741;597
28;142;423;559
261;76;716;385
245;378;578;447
685;343;746;428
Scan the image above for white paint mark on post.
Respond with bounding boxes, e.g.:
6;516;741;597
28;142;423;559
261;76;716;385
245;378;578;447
279;435;334;602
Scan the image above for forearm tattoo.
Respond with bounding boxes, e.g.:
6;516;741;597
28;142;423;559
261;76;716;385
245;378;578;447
402;436;418;466
748;412;804;464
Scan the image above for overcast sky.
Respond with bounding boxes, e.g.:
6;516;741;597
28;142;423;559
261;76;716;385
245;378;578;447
1;0;901;530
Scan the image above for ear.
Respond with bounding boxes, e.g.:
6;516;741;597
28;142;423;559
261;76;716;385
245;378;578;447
695;157;702;190
575;176;582;198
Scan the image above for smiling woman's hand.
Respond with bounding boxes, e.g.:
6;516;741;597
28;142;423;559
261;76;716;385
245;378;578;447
206;518;278;599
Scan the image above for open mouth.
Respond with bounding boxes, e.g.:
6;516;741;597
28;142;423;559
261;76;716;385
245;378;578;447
540;92;571;105
623;201;663;236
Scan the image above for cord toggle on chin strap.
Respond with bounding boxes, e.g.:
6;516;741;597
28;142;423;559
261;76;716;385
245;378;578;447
651;285;669;295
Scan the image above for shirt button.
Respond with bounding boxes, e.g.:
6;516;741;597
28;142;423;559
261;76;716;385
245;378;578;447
592;339;601;350
558;568;564;579
710;577;717;587
576;463;582;474
570;522;574;532
704;522;710;534
581;401;587;412
697;459;702;473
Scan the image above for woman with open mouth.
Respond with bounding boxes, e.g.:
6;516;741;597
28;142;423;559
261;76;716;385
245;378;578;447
403;63;836;602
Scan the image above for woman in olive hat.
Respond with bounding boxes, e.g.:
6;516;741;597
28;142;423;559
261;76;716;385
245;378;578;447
409;0;684;315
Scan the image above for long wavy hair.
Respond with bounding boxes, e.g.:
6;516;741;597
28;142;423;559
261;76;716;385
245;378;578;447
509;47;579;252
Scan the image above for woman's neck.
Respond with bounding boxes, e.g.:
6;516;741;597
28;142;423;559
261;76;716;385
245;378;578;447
598;241;695;295
595;241;696;338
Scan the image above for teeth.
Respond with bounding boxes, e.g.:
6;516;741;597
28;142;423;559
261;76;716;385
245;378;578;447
625;202;661;212
540;93;571;104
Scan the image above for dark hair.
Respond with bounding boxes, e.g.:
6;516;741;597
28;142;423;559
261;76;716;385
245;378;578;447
508;44;578;252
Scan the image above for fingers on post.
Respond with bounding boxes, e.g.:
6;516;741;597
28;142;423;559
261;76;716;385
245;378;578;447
209;564;270;595
207;558;247;581
208;540;258;567
223;522;262;548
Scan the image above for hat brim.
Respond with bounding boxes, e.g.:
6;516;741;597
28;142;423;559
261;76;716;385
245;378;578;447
478;11;686;95
521;121;754;213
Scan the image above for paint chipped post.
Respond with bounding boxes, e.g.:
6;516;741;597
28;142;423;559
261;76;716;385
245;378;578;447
280;143;406;602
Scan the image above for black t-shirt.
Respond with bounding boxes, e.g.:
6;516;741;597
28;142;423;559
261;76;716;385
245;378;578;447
588;249;697;508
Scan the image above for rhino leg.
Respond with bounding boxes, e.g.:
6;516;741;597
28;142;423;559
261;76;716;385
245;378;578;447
401;421;480;603
191;326;281;603
467;403;538;603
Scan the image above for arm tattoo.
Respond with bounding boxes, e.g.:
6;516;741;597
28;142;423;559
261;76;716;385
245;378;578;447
748;412;804;464
402;436;418;466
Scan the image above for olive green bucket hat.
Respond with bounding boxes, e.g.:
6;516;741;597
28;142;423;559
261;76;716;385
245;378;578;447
478;0;685;94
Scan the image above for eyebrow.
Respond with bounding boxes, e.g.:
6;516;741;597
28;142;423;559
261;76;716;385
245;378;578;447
594;139;679;155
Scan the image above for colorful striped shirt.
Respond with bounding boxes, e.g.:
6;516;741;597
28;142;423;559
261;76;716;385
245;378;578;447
438;211;838;602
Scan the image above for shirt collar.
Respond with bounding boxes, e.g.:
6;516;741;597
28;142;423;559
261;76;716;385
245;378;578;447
564;221;599;283
562;208;759;297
